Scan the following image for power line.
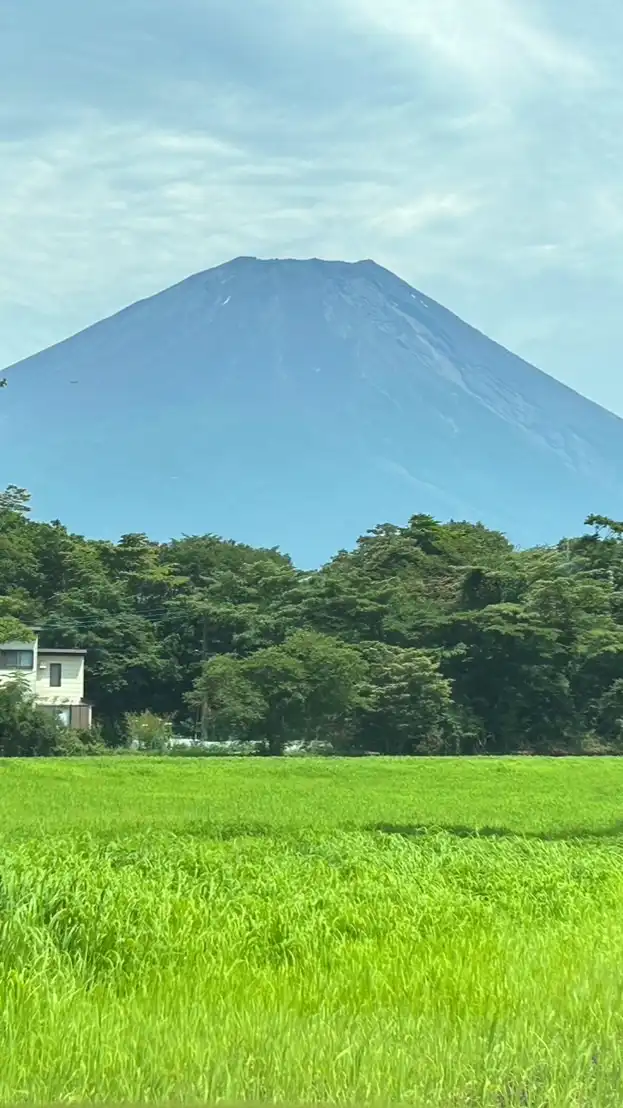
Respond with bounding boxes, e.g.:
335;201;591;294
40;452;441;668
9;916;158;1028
24;602;257;633
14;607;194;633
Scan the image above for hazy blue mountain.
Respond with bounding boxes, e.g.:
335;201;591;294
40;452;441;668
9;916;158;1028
2;256;622;566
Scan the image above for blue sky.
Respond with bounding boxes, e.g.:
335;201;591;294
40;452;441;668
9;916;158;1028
2;0;623;414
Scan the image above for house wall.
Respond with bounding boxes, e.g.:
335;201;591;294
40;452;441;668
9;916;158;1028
0;639;38;695
35;654;85;705
0;636;91;728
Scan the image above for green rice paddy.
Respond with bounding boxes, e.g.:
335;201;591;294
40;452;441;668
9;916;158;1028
1;756;623;1106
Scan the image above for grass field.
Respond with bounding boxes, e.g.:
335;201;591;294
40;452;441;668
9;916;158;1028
1;756;623;1106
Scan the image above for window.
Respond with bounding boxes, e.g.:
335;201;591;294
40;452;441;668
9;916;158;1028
49;663;62;688
0;650;34;670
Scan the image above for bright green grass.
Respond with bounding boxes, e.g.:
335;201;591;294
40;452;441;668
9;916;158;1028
1;757;623;1106
3;755;623;839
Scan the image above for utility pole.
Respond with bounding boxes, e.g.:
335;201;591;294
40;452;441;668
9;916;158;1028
201;611;210;743
188;575;223;744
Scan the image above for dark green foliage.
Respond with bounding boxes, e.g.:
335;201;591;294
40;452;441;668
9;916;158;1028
53;725;107;757
355;643;456;755
0;679;63;757
1;487;622;754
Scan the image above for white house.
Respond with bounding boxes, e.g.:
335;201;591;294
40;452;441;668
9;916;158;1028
0;629;92;729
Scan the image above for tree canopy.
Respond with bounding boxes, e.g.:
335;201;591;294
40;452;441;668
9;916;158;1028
1;487;622;755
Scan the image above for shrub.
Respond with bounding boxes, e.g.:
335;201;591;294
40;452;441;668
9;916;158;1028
53;724;107;757
0;677;63;756
125;710;173;753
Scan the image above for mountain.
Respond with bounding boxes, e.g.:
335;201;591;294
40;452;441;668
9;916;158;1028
2;256;622;566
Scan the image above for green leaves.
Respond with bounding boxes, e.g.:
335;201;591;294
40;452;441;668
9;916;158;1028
356;644;455;755
0;678;63;757
0;616;34;643
187;653;269;744
189;631;366;754
0;485;30;516
0;483;622;755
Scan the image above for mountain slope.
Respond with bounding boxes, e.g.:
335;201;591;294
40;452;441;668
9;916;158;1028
2;256;621;565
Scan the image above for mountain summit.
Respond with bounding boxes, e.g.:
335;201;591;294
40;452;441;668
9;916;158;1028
2;256;622;564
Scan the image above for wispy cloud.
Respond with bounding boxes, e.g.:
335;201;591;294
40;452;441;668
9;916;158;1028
0;102;481;365
337;0;594;92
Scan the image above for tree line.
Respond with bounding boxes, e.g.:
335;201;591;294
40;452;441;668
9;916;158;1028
1;483;623;756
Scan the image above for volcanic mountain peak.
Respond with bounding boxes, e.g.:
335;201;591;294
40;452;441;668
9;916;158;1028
2;256;621;566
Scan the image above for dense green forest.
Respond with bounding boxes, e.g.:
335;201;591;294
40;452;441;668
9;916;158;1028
1;482;623;755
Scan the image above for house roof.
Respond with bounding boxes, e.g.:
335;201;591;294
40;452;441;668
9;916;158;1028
38;648;87;656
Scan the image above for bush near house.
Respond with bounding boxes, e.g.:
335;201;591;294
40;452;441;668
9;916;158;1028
0;678;63;757
53;725;107;757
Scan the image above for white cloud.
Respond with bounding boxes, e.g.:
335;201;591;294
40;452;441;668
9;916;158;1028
368;194;478;237
0;105;482;366
338;0;594;93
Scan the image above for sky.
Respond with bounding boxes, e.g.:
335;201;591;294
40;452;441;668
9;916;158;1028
2;0;623;414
